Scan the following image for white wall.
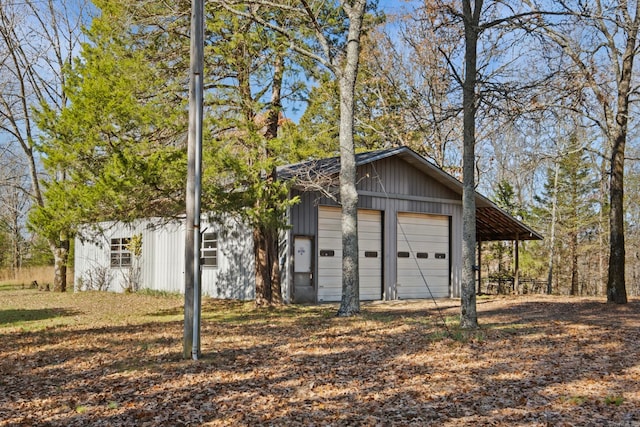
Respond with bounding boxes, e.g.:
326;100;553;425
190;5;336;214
74;217;256;299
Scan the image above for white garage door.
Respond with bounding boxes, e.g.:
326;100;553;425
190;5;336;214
317;206;382;302
396;212;450;299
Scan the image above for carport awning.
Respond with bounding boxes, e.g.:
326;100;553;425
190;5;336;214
476;207;542;242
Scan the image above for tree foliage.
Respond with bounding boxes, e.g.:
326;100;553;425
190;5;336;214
534;133;599;295
36;0;329;304
35;0;187;232
0;0;90;291
524;0;640;303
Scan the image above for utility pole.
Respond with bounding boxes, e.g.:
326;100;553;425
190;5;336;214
184;0;204;360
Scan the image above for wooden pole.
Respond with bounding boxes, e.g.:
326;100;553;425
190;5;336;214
477;237;482;294
514;234;519;294
184;0;204;360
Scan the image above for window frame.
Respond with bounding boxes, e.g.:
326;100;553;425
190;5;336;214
201;231;218;268
110;237;132;268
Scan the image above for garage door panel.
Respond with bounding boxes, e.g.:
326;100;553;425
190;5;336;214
318;206;382;302
398;260;448;269
397;237;448;246
318;207;340;302
357;209;382;301
318;230;342;240
359;242;380;252
399;274;448;285
398;266;449;275
397;213;450;299
398;224;447;235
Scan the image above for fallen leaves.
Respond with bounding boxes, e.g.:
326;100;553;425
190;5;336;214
1;291;639;426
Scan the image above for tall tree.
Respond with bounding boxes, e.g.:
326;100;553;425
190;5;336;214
0;0;90;291
203;5;312;306
527;0;640;303
535;133;597;295
558;139;596;295
38;1;318;308
218;0;374;316
408;0;562;325
0;155;29;277
459;0;482;328
35;0;187;226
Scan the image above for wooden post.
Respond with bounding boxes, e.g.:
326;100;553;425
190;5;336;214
184;0;204;360
477;237;482;294
514;234;520;294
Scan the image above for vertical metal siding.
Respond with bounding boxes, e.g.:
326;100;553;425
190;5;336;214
357;157;459;201
74;216;256;300
210;218;255;299
149;221;184;294
287;155;464;302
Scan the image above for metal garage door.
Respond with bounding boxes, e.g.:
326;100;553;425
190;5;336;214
317;206;382;302
396;212;450;299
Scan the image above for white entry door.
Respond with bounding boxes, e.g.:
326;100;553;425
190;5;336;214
293;236;315;303
396;212;450;299
317;206;382;302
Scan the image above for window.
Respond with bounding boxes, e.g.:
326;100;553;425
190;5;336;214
202;232;218;267
111;237;132;268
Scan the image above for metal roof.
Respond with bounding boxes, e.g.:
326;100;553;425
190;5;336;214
278;146;543;242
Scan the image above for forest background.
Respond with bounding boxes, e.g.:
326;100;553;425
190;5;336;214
2;0;640;300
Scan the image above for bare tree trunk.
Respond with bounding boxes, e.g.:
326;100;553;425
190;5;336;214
608;131;627;303
336;0;366;317
50;235;69;292
547;162;559;295
606;1;639;304
268;227;282;305
253;225;272;306
336;73;361;316
570;230;579;295
254;51;285;307
460;0;482;329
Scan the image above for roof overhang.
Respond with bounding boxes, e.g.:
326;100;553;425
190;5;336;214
278;147;543;242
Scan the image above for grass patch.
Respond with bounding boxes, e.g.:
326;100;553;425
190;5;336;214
604;395;624;406
562;395;588;405
0;283;21;291
0;287;183;333
137;288;182;298
0;308;81;327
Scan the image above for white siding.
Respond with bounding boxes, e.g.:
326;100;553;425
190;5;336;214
74;217;255;299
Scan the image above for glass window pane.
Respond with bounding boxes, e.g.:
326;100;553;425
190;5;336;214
110;254;120;267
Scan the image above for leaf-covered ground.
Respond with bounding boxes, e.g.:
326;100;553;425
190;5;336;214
1;287;639;426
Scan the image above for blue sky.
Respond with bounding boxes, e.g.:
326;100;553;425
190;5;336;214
282;0;417;123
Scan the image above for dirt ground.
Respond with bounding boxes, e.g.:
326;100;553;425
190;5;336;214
1;289;639;426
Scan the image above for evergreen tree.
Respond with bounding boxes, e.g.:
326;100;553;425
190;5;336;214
34;0;187;227
36;0;323;304
535;134;598;295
